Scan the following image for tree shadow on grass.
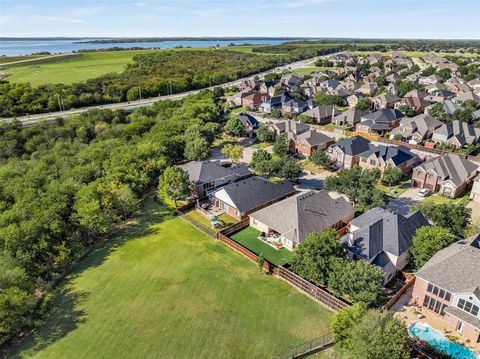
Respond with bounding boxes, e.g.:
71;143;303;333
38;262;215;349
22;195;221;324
5;288;88;359
4;195;172;358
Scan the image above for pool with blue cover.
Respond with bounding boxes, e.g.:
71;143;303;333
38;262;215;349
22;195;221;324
409;322;479;359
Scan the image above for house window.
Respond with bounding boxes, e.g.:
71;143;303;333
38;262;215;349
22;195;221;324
204;182;214;189
457;299;480;316
361;158;367;163
369;159;376;166
423;295;446;314
426;284;451;301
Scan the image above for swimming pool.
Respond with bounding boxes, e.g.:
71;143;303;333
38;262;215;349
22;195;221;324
409;322;479;359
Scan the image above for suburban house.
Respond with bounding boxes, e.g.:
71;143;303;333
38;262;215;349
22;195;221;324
291;130;334;157
452;91;480;105
327;136;372;169
411;153;478;198
331;108;368;127
268;120;309;140
357;83;378;96
237;113;259;137
396;90;430;115
346;93;367;108
302;105;341;124
209;176;296;221
281;73;304;89
341;208;429;284
249;190;354;250
180;161;251;198
356;108;403;134
389;114;443;145
259;80;275;97
259;93;291;113
418;74;442;86
358;144;421;176
470;175;480;203
242;92;271;110
411;234;480;343
431;120;480;148
372;92;401;109
282;99;309;115
226;89;252;108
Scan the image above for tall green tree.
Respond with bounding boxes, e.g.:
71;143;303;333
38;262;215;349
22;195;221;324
383;166;402;188
157;166;191;208
310;150;331;169
412;226;456;269
331;303;367;349
345;310;410;359
417;202;471;235
290;229;343;286
224;116;244;137
273;135;289;157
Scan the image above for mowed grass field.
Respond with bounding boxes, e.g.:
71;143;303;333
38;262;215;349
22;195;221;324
8;196;332;359
2;50;162;86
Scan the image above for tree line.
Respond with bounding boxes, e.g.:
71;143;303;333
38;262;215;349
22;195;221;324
0;49;279;117
0;91;221;346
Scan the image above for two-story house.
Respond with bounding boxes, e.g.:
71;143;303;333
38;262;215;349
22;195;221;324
341;208;429;284
411;154;478;198
327;136;372;169
358;144;421;177
412;234;480;343
356;108;403;134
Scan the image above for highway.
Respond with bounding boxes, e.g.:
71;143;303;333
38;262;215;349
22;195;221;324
1;54;330;126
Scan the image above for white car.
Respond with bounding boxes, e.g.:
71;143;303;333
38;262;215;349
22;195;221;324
418;188;431;197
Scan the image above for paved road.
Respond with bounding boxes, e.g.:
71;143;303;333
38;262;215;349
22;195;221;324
1;53;335;125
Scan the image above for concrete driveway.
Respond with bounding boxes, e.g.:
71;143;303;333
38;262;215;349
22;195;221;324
386;187;425;215
467;200;480;225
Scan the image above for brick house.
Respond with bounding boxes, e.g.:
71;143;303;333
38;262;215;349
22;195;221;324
358;144;421;177
327;136;372;170
411;234;480;343
291;130;334;158
242;93;271;110
411;154;478;198
356;108;403;134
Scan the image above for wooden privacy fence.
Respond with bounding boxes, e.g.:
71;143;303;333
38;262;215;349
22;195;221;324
217;231;276;273
273;333;333;359
382;275;416;312
276;266;350;312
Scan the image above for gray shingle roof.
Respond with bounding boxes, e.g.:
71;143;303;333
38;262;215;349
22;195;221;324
330;136;371;156
433;120;479;146
250;190;354;245
212;176;296;213
238;113;259;128
341;208;429;259
180;161;251;185
295;130;331;147
332;108;368;125
361;108;403;123
415;153;478;187
359;144;418;166
416;234;480;296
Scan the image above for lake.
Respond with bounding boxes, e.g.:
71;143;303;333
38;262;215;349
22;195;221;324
0;39;287;56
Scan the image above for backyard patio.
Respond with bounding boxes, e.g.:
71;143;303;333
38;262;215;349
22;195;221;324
230;227;293;267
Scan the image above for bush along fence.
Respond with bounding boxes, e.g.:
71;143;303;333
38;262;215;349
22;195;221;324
381;274;416;312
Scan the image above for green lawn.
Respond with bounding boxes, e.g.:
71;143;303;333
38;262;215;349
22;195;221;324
7;196;331;359
183;209;238;231
376;178;411;197
230;227;293;266
3;50;163;86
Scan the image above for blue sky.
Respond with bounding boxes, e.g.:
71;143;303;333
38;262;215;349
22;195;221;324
1;0;479;39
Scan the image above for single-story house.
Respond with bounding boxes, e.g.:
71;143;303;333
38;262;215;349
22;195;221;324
209;176;296;220
250;190;354;250
180;161;252;198
411;153;479;198
341;207;429;284
412;234;480;343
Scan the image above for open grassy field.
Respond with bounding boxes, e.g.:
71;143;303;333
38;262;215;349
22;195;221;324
7;196;332;359
2;50;162;86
